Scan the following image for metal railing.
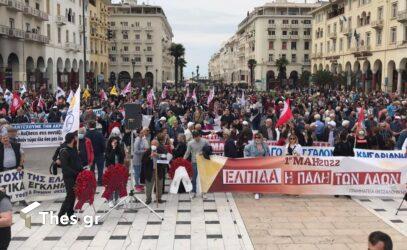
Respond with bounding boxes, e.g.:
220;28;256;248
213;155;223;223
7;0;25;12
9;28;25;39
56;15;67;25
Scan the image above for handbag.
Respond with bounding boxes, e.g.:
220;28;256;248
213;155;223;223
49;162;58;175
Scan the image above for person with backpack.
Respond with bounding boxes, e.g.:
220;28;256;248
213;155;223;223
0;188;12;249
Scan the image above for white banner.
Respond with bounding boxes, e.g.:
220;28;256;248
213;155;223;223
269;146;334;157
0;170;65;202
354;148;407;160
12;123;64;148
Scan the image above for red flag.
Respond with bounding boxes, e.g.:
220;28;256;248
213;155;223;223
275;99;293;127
11;92;24;114
37;95;45;110
356;108;365;131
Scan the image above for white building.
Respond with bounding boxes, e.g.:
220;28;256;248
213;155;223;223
0;0;49;90
108;0;174;89
209;0;321;89
0;0;90;92
44;0;90;91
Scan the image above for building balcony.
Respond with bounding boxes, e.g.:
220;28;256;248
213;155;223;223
290;35;299;40
134;39;142;44
25;32;49;44
133;26;142;31
110;62;118;66
303;60;311;65
303;35;311;40
0;0;8;6
341;27;351;35
144;26;153;32
371;20;384;29
351;45;371;53
109;26;118;30
121;26;130;31
303;24;312;29
121;61;131;66
24;6;48;21
56;15;67;25
268;23;276;28
268;35;276;40
281;35;290;40
9;28;25;39
328;31;337;39
281;24;290;29
145;39;154;44
398;10;407;22
290;24;299;29
0;25;9;36
65;42;77;52
7;0;25;12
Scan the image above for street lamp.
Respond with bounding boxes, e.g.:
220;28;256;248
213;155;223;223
131;58;136;83
155;68;158;90
196;65;200;81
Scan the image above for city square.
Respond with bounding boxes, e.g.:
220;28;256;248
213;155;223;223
1;0;407;249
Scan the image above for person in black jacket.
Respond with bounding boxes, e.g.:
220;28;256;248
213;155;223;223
58;132;83;226
223;129;238;158
172;134;187;159
0;188;12;250
333;131;354;157
0;129;24;173
141;139;167;204
105;136;125;207
86;121;106;186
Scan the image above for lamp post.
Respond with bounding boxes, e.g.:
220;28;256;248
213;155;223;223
192;72;194;81
155;68;158;91
145;65;148;87
131;58;136;84
82;0;87;89
196;65;199;81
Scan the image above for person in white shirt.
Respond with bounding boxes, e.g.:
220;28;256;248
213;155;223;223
402;137;407;154
185;122;194;142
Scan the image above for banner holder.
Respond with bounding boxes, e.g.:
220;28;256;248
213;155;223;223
395;193;407;215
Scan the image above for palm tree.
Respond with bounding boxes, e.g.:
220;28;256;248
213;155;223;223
312;69;335;89
178;58;187;83
169;43;185;88
276;57;289;87
247;59;257;85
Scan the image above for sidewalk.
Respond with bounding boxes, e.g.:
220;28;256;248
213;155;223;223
234;194;407;250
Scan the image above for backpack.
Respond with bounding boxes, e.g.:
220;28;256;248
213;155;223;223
50;146;65;175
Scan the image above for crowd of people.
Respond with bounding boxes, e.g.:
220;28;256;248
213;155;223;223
0;83;405;248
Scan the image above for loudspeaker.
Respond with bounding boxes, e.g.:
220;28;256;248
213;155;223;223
125;104;142;130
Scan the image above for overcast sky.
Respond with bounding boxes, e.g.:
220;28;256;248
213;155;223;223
112;0;317;77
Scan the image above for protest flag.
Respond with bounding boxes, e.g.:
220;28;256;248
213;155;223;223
275;99;293;127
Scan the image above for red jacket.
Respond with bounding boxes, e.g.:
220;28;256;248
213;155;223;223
85;137;94;166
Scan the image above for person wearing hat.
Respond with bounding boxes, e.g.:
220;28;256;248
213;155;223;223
355;130;371;149
155;116;168;132
58;132;83;225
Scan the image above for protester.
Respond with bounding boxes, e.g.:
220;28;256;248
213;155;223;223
173;134;187;159
78;127;94;169
133;128;149;192
284;134;303;156
223;129;238;158
368;231;393;250
184;131;209;195
105;135;126;207
259;118;277;140
0;188;12;250
0;128;24;172
86;120;105;186
142;139;167;204
58;132;82;225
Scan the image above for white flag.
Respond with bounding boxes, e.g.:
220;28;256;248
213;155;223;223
62;86;81;136
19;83;27;95
66;90;74;104
55;86;66;99
0;85;3;94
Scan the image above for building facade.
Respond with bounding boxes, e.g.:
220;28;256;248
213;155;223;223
311;0;407;93
89;0;109;87
0;0;91;91
0;0;49;90
209;0;320;89
107;0;174;90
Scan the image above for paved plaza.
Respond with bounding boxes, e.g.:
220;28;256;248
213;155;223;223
6;148;407;249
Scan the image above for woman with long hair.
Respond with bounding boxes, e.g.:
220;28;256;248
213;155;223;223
105;136;125;207
284;134;303;156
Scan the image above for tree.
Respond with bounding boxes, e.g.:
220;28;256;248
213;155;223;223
178;58;187;83
247;59;257;85
300;70;311;86
169;43;185;88
276;57;289;87
312;69;335;89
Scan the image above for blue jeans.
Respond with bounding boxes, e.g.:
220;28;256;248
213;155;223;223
192;163;198;193
133;164;142;185
92;156;105;184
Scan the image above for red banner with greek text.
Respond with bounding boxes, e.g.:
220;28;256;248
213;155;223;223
197;155;407;197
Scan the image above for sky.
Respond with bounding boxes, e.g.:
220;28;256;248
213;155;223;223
112;0;317;78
